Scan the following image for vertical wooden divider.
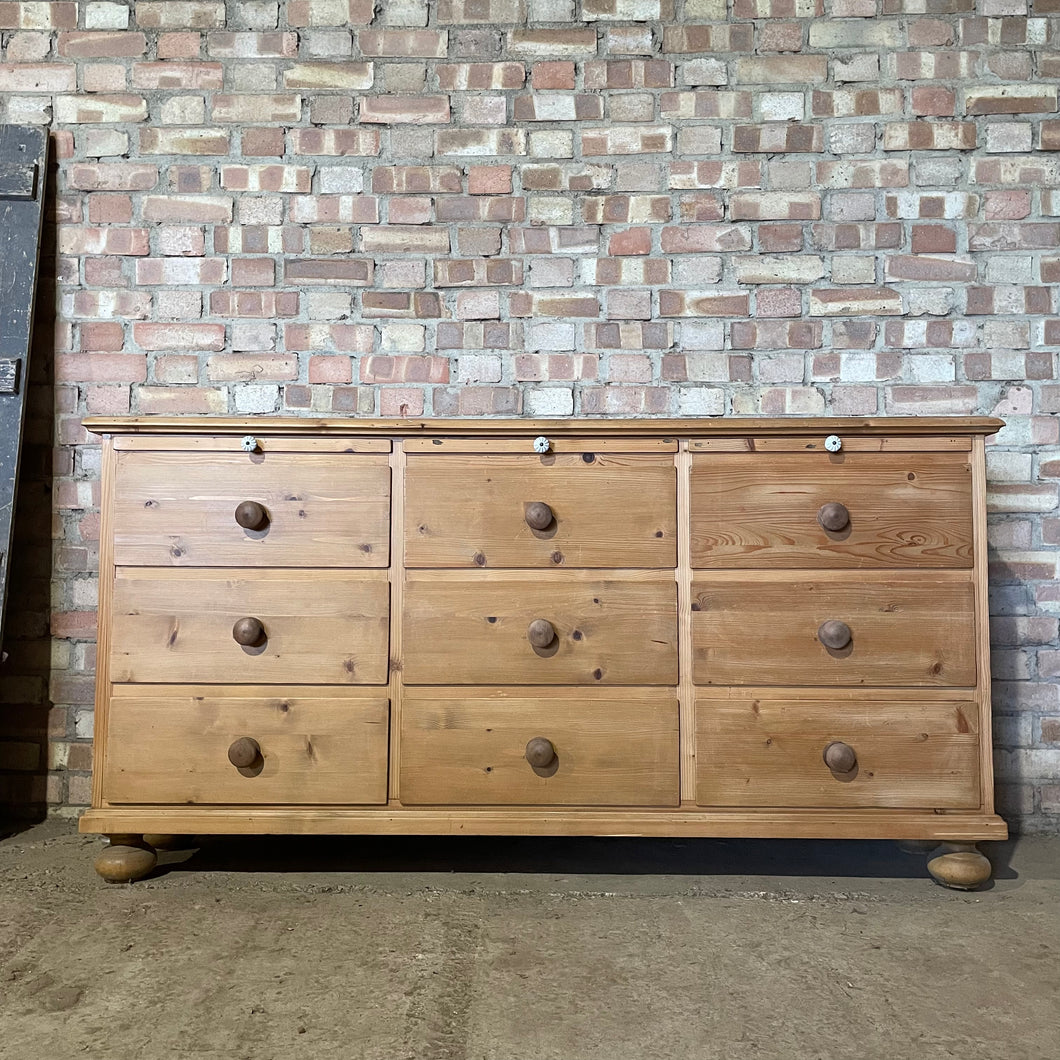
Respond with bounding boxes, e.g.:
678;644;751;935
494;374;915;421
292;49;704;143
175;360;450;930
971;434;995;814
387;440;405;804
91;437;117;807
676;441;696;804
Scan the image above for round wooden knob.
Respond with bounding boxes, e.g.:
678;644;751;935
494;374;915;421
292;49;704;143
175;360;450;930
234;500;269;531
228;737;261;769
524;501;553;530
232;616;266;646
823;741;857;773
816;502;850;532
818;620;852;650
527;618;556;649
525;737;556;769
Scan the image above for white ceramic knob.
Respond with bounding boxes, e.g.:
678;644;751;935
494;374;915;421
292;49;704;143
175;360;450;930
824;434;842;453
240;435;259;453
533;435;551;454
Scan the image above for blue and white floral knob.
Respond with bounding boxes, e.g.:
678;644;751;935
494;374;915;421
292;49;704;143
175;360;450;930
533;435;551;454
240;435;260;453
824;434;842;453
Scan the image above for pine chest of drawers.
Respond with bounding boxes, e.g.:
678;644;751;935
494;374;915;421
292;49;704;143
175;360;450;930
80;416;1007;888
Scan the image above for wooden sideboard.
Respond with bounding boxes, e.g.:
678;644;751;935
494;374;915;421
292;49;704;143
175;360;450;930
79;416;1007;889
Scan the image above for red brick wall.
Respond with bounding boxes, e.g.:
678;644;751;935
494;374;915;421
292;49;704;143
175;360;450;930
0;0;1057;829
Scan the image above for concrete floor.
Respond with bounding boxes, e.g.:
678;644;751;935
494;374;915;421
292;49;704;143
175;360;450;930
0;819;1056;1060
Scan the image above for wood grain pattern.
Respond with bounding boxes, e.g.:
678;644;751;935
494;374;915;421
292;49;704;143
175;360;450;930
971;435;996;814
696;691;980;808
403;437;678;453
400;688;679;806
690;452;973;569
405;453;677;568
113;436;390;453
83;416;1006;437
104;689;389;805
403;570;678;685
689;436;972;452
111;568;389;684
113;451;390;567
78;806;1008;841
691;571;976;687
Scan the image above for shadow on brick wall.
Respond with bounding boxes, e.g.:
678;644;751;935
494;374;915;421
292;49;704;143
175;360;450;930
0;149;58;833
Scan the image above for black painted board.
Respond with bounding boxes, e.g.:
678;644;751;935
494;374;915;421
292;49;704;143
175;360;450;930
0;125;48;653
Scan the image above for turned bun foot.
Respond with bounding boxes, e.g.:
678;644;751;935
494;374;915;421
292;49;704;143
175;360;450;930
927;843;992;890
94;835;157;883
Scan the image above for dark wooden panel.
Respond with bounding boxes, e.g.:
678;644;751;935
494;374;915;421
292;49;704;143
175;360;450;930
0;125;48;651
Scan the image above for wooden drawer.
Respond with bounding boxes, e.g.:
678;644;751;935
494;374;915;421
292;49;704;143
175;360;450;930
404;453;676;568
403;571;678;685
691;571;976;687
400;688;679;806
690;452;973;569
103;687;389;805
111;569;389;684
696;690;980;809
113;451;391;567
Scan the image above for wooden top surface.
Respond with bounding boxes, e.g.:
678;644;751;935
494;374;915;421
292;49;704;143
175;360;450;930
82;415;1004;437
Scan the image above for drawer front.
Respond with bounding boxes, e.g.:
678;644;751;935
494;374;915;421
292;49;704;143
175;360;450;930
691;571;976;687
696;692;980;809
404;454;676;568
113;451;391;567
400;688;679;806
103;689;389;805
111;569;389;684
403;571;678;685
690;452;973;569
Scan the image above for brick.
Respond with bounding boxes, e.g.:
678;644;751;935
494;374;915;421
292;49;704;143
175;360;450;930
816;161;910;189
289;195;379;223
883;123;977;151
731;320;823;350
54;95;147;123
584;0;673;16
282;62;374;89
434;260;523;286
893;51;976;80
0;2;77;28
660;92;753;120
134;323;226;351
662;25;753;53
140;128;231;155
508;28;598;58
358;29;447;57
968;223;1060;251
812;89;905;118
810;288;903;316
130;62;223;90
58;228;150;256
220;165;313;193
809;20;901;48
659;291;749;317
581;127;673;156
284;259;374;286
735;56;827;84
135;2;226;28
513;94;604;122
733;124;822;153
209;291;299;318
360;355;448;384
142;196;233;223
68;163;158;191
439;0;528;19
212;95;302;122
287;0;375;25
660;225;752;252
207;31;299;58
289;128;380;155
731;193;821;220
361;291;442;318
734;256;826;284
0;62;76;91
884;255;978;282
437;62;525;90
359;97;451;124
966;86;1058;115
436;129;528;155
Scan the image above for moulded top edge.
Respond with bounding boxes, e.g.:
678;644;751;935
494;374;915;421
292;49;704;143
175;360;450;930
81;415;1006;438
